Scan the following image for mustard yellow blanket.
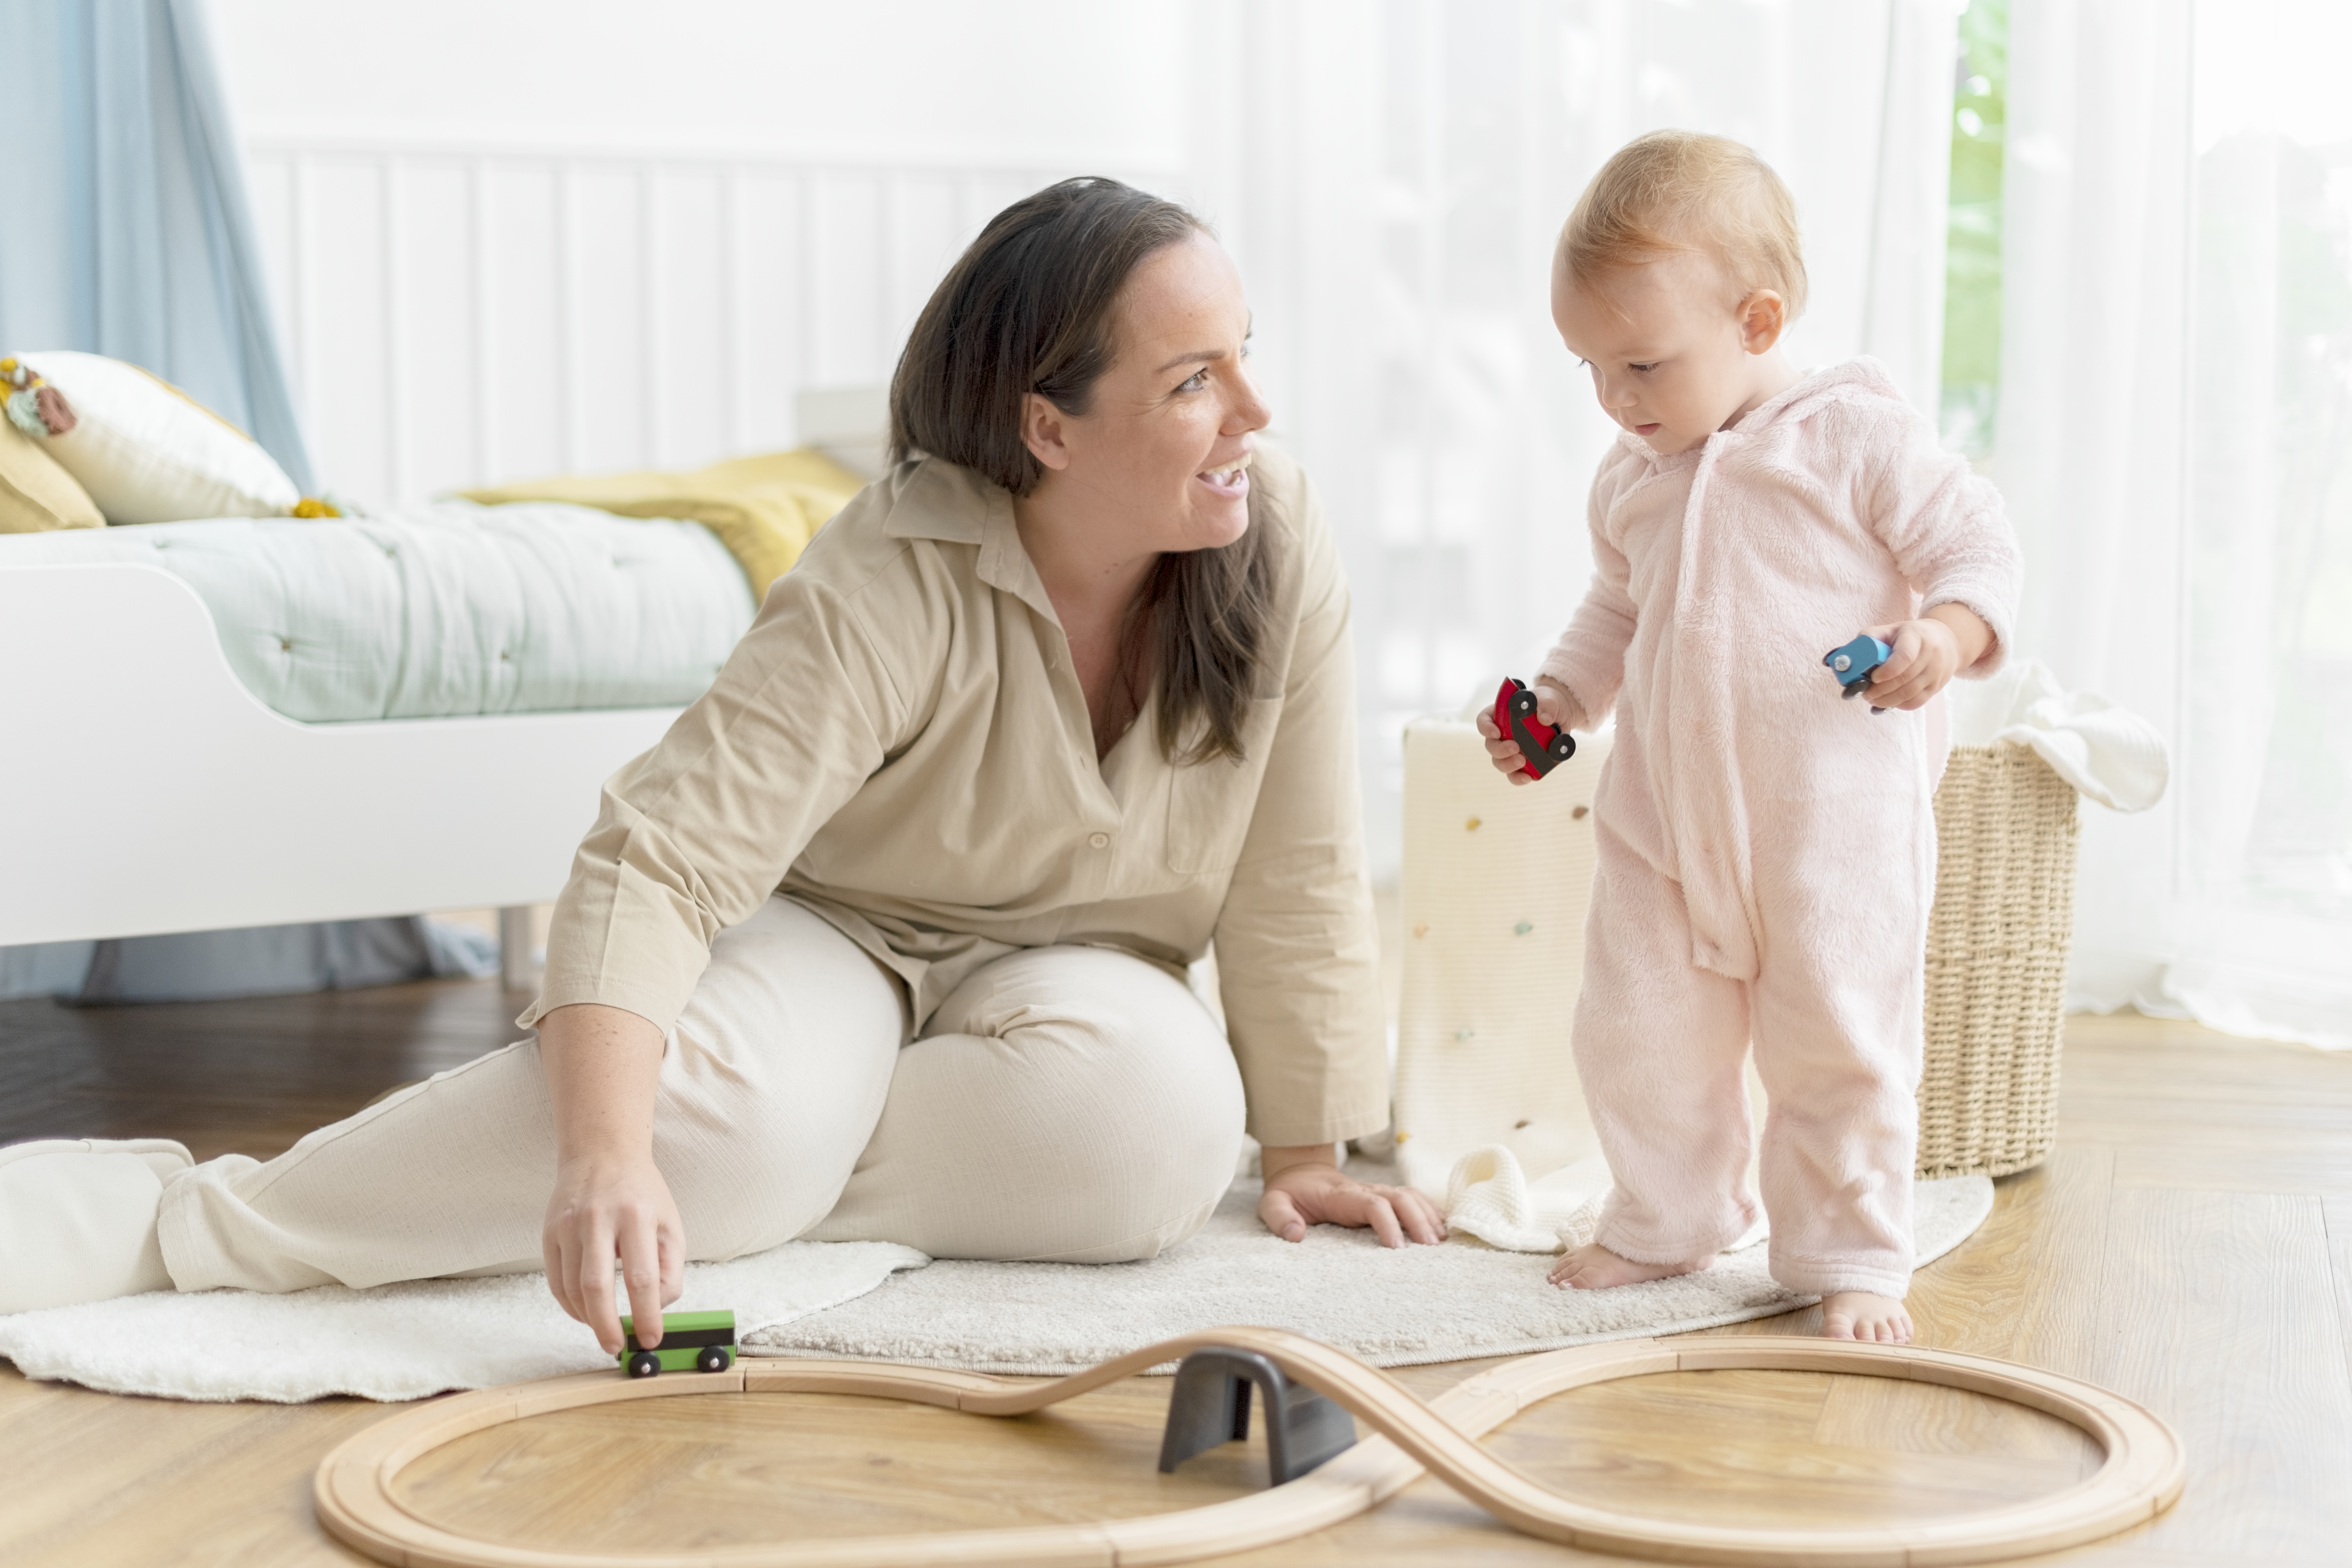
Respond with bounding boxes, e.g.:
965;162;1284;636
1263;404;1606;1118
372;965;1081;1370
464;447;867;601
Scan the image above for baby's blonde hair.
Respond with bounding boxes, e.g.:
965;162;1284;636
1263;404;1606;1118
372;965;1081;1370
1558;131;1807;318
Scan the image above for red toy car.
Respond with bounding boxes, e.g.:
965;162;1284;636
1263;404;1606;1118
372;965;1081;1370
1494;677;1576;780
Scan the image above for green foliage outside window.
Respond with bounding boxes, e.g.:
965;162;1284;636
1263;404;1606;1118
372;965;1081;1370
1941;0;2006;458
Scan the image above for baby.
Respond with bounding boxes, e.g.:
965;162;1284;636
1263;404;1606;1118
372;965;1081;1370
1480;131;2020;1343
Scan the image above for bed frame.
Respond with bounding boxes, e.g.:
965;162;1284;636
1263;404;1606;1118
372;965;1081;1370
0;561;675;981
1;398;889;991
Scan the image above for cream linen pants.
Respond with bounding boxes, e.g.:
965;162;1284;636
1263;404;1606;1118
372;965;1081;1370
158;899;1247;1292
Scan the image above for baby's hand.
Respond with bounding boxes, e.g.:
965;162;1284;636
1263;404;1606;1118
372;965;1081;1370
1477;679;1572;785
1862;617;1967;710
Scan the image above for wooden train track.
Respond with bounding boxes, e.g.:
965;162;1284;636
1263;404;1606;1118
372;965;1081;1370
315;1326;2183;1567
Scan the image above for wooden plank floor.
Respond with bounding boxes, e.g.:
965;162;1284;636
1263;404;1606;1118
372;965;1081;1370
3;991;2349;1566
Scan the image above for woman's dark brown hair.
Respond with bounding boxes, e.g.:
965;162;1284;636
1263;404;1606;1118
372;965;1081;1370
889;176;1279;767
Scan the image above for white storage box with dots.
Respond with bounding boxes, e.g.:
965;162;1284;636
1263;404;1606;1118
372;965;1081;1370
1394;715;1613;1200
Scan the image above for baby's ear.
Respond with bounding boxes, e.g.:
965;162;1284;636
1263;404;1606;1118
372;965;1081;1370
1738;290;1788;355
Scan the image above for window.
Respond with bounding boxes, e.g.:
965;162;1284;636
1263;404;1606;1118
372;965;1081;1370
1941;0;2007;458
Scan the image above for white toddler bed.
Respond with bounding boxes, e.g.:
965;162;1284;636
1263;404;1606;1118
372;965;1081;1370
0;503;755;972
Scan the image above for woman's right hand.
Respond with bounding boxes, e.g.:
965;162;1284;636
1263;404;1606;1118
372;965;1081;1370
543;1149;684;1356
1475;679;1572;786
536;1002;681;1354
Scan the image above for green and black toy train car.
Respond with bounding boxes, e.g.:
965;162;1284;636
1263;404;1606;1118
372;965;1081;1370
617;1309;737;1378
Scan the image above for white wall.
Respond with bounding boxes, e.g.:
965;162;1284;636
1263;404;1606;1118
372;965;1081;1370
207;1;1193;502
209;1;1189;168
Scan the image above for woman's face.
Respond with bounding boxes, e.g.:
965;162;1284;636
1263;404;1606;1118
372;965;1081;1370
1023;232;1271;555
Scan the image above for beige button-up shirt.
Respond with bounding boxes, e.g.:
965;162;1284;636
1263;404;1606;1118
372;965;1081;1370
524;445;1387;1148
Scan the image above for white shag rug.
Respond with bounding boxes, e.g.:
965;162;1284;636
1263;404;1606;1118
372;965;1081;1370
0;1240;926;1403
0;1172;1991;1401
745;1171;1994;1375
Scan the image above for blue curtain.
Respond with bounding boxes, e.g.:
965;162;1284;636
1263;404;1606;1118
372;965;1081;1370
0;0;314;489
0;2;504;1002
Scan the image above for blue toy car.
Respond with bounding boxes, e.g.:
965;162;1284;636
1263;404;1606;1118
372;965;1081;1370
1823;635;1892;712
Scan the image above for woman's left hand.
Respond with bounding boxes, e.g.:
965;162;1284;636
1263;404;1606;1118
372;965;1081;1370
1257;1146;1448;1247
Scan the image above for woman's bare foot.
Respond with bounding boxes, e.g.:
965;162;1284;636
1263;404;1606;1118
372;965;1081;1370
1548;1241;1710;1290
1820;1290;1913;1343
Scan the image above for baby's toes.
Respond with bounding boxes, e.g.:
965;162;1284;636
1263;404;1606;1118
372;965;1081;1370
1865;1311;1909;1343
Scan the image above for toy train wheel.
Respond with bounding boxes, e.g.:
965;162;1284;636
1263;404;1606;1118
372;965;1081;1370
1546;733;1575;762
626;1351;662;1378
1509;687;1539;719
697;1346;733;1374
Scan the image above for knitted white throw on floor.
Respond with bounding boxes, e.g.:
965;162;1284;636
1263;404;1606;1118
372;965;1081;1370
0;1240;926;1403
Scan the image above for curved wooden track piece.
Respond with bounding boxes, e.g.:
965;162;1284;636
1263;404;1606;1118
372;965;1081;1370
315;1327;2183;1568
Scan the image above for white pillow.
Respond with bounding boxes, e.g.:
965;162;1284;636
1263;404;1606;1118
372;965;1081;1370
13;350;300;524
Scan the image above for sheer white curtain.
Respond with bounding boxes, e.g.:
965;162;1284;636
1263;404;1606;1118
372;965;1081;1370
1186;0;1963;877
2000;0;2352;1046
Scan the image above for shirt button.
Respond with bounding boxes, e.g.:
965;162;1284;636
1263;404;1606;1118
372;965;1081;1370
1088;832;1110;849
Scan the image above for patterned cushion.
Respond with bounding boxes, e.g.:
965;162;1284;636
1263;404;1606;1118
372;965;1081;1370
11;350;299;524
0;418;103;533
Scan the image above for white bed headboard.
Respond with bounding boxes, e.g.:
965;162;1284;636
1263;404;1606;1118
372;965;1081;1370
794;384;892;480
242;141;1173;504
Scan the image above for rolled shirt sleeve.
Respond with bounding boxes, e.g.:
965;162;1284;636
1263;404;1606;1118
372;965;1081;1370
1212;472;1389;1149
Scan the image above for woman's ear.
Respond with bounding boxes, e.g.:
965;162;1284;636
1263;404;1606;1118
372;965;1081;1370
1737;290;1787;356
1020;392;1075;473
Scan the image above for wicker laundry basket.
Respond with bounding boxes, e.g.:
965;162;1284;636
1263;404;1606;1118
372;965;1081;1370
1916;744;2081;1179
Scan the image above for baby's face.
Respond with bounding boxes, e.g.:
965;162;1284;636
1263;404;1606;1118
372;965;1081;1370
1552;250;1777;456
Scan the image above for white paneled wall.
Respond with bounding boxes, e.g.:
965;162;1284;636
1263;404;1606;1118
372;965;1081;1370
243;145;1172;503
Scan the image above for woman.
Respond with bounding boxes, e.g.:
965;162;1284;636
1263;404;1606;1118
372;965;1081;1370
0;179;1445;1338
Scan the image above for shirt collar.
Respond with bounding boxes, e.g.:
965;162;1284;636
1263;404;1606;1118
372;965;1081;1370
881;457;1061;625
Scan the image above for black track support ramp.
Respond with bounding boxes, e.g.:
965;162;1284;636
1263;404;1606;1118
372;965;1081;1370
1157;1346;1357;1487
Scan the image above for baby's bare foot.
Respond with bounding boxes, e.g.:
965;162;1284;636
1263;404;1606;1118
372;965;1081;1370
1548;1241;1709;1290
1820;1290;1913;1343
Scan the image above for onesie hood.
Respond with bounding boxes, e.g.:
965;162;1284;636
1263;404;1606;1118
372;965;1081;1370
1728;356;1910;438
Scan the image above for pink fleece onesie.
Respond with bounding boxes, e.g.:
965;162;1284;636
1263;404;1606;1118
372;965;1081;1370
1537;358;2020;1299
